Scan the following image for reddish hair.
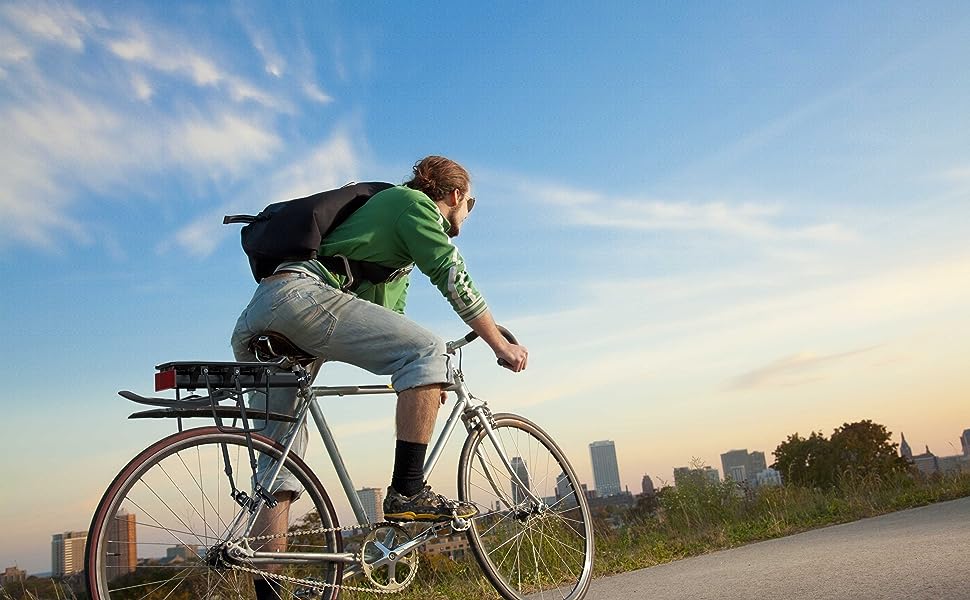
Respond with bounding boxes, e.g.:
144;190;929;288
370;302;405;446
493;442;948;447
404;155;470;201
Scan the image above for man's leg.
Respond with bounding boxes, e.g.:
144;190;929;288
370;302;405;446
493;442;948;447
396;384;443;443
252;490;295;556
251;491;294;599
383;383;478;522
391;384;444;498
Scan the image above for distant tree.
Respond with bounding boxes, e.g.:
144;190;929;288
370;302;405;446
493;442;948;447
772;420;910;489
830;420;909;481
771;431;833;488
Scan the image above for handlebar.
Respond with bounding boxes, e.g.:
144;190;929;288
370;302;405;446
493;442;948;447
446;326;519;367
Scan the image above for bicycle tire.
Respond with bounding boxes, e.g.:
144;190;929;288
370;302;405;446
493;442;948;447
85;426;342;600
458;413;594;600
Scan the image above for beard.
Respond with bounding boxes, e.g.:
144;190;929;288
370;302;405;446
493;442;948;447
446;216;460;238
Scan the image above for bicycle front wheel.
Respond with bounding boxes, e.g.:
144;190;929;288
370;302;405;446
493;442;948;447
85;426;342;600
458;413;594;600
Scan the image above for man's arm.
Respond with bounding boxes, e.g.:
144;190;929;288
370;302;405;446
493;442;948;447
396;199;488;322
466;309;528;372
394;194;528;371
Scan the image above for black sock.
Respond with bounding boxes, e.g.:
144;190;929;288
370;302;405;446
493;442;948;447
253;577;281;600
392;440;428;497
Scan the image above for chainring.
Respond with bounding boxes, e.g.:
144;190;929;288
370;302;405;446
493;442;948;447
360;523;420;592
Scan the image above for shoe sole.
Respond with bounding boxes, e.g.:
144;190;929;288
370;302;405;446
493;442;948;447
384;510;478;522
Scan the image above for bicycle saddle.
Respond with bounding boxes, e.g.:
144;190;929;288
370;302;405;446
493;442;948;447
248;332;317;366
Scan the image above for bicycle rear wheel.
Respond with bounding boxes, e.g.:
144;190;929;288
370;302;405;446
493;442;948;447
458;414;594;600
85;426;342;599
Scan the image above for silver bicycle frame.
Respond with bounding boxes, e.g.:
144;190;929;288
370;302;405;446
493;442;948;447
302;373;543;527
236;355;542;569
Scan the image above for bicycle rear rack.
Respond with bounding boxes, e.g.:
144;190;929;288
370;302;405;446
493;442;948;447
121;360;316;513
120;361;303;433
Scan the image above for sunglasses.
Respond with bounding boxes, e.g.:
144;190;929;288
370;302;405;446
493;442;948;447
466;196;476;212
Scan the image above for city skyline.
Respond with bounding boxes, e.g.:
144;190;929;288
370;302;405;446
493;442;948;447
600;425;970;498
3;2;970;575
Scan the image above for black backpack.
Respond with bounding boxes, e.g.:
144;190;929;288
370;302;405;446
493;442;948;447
224;181;399;287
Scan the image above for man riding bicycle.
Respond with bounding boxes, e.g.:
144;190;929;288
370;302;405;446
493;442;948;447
230;155;529;598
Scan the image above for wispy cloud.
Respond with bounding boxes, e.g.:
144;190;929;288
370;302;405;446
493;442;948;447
173;114;281;172
725;347;877;391
469;242;970;419
0;1;98;51
0;0;334;250
233;2;286;78
505;177;855;243
167;129;361;257
106;26;289;112
303;81;333;104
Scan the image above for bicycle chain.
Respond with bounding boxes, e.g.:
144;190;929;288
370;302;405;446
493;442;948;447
226;521;420;595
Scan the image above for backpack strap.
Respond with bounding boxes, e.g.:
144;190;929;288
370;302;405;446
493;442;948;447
318;254;408;292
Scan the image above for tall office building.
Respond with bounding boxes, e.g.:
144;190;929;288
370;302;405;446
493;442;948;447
357;487;384;525
105;512;137;580
900;433;913;459
721;449;768;484
511;457;531;505
749;451;767;473
2;566;26;585
961;429;970;456
555;472;573;502
589;440;622;497
52;531;87;577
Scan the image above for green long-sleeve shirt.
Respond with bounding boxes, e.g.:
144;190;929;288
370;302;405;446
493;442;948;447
278;185;488;323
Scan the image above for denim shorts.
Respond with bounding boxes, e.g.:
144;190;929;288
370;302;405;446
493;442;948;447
229;272;451;494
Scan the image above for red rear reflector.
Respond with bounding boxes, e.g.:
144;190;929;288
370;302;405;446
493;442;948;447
155;369;176;392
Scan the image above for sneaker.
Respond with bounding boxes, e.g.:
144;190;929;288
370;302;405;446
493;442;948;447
383;485;478;522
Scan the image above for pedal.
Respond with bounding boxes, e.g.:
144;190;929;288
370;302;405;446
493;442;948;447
451;516;471;532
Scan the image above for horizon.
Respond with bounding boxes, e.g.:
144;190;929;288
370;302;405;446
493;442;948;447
2;1;969;575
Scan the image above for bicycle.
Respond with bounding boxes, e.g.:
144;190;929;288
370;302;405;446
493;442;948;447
84;326;594;599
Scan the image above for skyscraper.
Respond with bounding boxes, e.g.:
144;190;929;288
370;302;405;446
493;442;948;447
105;512;137;580
511;457;531;505
720;449;769;484
749;451;767;473
356;487;384;525
52;531;87;577
900;433;913;459
589;440;621;497
555;472;573;503
641;474;655;496
961;429;970;456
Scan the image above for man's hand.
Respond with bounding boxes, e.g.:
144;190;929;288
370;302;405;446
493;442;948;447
495;343;529;372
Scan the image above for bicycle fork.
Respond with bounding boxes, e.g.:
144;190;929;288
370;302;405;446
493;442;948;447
456;397;546;513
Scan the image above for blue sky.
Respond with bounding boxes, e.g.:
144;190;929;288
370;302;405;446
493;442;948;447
2;1;970;574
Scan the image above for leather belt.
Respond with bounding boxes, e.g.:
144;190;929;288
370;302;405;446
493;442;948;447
261;269;316;282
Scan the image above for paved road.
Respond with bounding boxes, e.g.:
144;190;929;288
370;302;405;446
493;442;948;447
584;497;970;600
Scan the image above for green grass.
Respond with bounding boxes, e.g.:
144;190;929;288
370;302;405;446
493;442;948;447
337;472;970;599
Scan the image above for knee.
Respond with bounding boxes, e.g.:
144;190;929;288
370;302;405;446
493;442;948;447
391;337;450;392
